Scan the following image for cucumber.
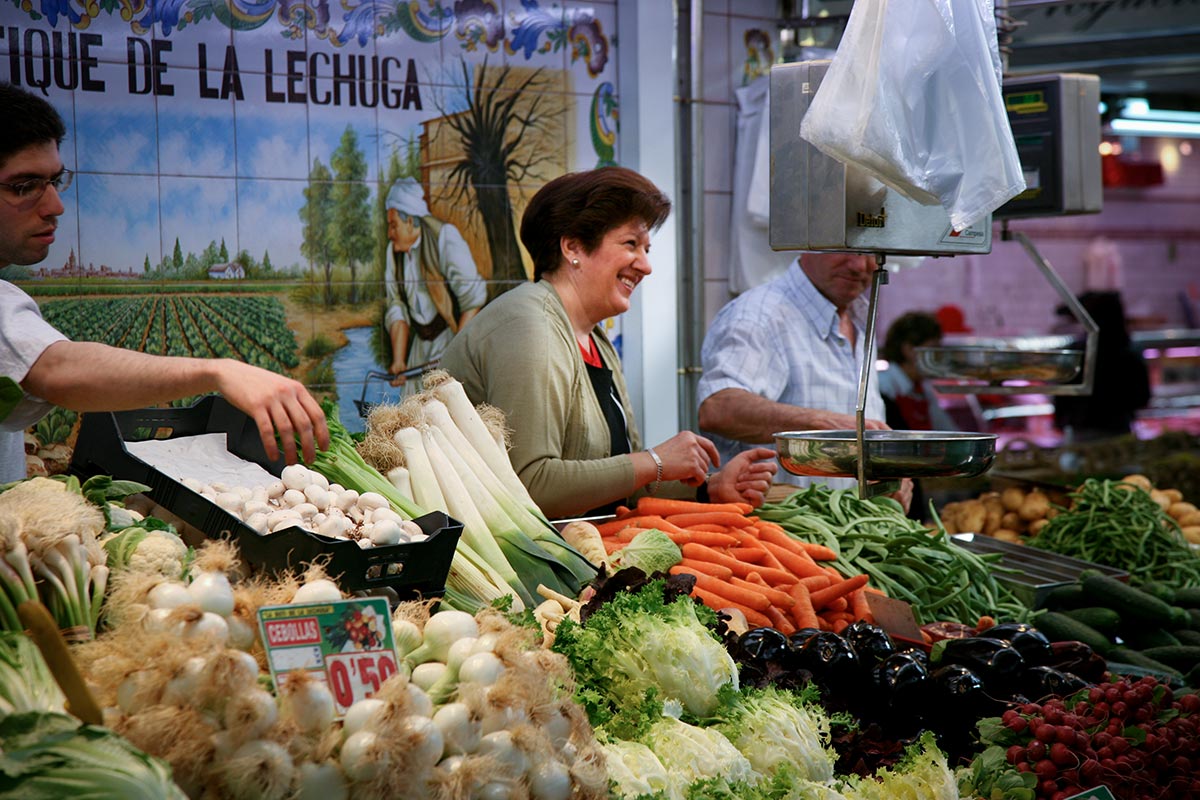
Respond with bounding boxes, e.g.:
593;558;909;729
1035;611;1113;655
1120;627;1182;650
1189;608;1200;631
1080;571;1191;630
1176;629;1200;647
1108;647;1183;680
1140;581;1177;604
1042;583;1088;611
1174;587;1200;608
1062;606;1122;635
1140;646;1200;672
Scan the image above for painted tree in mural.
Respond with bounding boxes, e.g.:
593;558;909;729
300;159;336;307
330;127;373;305
442;58;554;302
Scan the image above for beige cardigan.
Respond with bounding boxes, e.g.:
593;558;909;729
440;280;691;518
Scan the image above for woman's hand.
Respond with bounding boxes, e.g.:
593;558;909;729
708;447;778;508
649;431;722;487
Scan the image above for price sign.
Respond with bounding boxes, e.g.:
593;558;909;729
258;597;396;718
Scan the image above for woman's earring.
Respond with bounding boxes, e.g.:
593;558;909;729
571;258;580;267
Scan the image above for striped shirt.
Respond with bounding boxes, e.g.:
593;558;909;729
698;262;885;488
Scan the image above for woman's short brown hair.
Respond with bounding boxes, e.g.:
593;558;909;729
520;167;671;281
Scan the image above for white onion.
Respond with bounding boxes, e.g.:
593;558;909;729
527;760;571;800
292;579;343;604
182;611;229;646
342;698;386;737
147;581;191;610
410;662;446;691
227;615;257;650
476;731;527;778
340;730;384;782
458;652;505;687
224;688;279;739
188;572;235;616
432;702;481;756
223;739;295;800
294;761;348;800
407;683;434;718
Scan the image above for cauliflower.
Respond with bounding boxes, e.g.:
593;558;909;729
103;527;189;578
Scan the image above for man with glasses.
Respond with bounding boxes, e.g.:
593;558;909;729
0;84;329;483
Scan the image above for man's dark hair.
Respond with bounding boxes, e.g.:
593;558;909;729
520;167;671;281
0;83;66;167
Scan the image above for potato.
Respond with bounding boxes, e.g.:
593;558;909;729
1046;507;1060;520
959;500;987;534
982;494;1004;514
941;515;959;535
1000;487;1026;512
1182;526;1200;545
1168;501;1198;521
1028;518;1049;536
983;507;1004;536
1001;511;1022;532
1122;474;1153;491
1177;510;1200;528
1018;491;1051;522
1149;489;1173;511
1162;488;1184;504
992;529;1022;543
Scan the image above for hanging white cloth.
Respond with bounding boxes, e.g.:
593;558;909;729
730;75;799;295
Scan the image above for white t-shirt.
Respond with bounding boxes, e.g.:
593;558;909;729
1;281;67;483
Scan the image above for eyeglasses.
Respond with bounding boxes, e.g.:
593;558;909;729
0;168;74;204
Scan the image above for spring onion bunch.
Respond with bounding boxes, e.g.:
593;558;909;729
0;477;115;637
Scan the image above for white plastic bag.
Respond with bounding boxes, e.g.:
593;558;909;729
798;0;1025;231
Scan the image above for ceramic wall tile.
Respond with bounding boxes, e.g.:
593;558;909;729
703;191;732;282
72;69;159;175
702;102;734;194
156;72;237;178
568;86;619;171
701;11;732;104
159;175;239;269
234;77;311;180
73;171;160;274
561;0;616;98
236;177;309;276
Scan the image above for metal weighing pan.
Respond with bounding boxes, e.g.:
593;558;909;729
774;430;997;480
915;345;1082;385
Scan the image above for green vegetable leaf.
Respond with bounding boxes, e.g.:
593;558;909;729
0;379;21;425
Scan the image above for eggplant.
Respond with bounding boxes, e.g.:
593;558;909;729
1046;640;1109;682
933;637;1026;690
1023;666;1090;699
735;626;789;665
985;623;1054;665
872;652;930;716
796;631;860;685
842;621;895;667
928;664;989;717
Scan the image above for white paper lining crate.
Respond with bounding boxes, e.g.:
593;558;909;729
69;396;460;598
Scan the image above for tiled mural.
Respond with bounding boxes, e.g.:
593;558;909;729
1;0;620;431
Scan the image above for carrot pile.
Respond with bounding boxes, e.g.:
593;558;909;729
599;497;879;634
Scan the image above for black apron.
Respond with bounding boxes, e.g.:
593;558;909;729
583;352;631;518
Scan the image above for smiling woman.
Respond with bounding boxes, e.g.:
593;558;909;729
439;167;777;519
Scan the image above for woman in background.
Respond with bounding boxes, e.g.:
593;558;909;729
440;167;777;518
878;311;958;433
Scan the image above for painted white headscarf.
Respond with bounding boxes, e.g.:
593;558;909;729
386;178;430;218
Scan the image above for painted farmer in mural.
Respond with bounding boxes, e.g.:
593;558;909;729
383;178;486;387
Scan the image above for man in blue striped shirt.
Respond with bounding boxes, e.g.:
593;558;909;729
698;252;896;493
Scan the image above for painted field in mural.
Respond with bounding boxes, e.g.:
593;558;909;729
1;0;621;428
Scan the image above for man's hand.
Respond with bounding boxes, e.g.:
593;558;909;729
212;361;330;465
806;410;890;431
890;478;914;514
708;447;779;508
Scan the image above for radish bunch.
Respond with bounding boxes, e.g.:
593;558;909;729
968;675;1200;800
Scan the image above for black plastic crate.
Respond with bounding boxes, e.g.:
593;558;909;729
69;396;460;597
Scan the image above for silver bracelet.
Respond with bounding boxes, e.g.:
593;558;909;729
645;447;663;495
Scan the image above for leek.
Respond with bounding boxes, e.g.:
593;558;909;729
313;402;513;611
391;427;447;512
427;421;574;599
427;389;597;588
421;428;533;608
